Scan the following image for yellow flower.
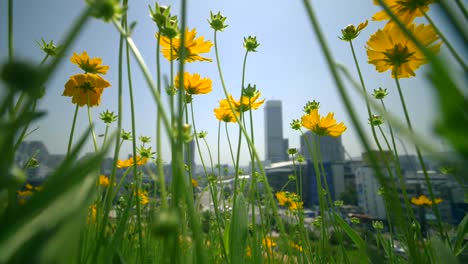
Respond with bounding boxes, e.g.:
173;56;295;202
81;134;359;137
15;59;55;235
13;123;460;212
116;156;148;168
158;28;213;62
220;93;265;113
301;109;347;137
63;73;111;107
175;72;212;95
262;237;277;248
245;246;252;258
25;184;33;190
99;175;110;187
290;241;303;252
17;190;33;197
70;51;109;74
288;200;304;211
191;178;199;188
89;203;97;221
372;0;436;25
135;190;149;205
366;23;441;78
411;195;443;206
275;192;289;206
214;107;238;123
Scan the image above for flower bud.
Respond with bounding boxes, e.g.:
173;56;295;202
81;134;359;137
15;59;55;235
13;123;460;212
242;84;257;98
372;87;388;100
208;11;228;31
121;129;132;141
197;131;208;139
303;100;320;114
372;220;384;230
288;148;298;155
243;36;260;52
37;38;61;57
369;115;384;126
99;109;117;124
290;119;301;130
149;3;173;28
339;20;368;42
86;0;125;22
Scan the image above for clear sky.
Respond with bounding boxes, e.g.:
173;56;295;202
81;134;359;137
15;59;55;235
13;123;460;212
1;0;464;166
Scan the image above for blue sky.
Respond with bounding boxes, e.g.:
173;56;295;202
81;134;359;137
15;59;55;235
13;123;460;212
1;0;463;166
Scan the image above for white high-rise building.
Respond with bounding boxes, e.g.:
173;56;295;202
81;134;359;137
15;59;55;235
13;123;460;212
264;100;288;163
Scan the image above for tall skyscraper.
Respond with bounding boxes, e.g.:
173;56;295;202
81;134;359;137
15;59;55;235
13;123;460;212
264;100;288;163
300;131;345;162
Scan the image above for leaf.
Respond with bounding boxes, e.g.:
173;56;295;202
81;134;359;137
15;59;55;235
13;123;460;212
430;237;460;264
335;213;370;264
453;213;468;256
229;193;248;264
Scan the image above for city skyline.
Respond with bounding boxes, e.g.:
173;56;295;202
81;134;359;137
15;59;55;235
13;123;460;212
0;0;456;166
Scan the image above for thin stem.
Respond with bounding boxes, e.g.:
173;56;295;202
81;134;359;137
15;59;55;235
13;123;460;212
213;28;289;256
112;21;173;139
67;105;79;156
8;0;13;62
421;9;467;71
156;31;167;208
101;125;109;150
125;20;145;262
12;54;49;151
394;75;448;242
87;100;99;153
225;123;236;167
170;38;175;125
455;0;468;20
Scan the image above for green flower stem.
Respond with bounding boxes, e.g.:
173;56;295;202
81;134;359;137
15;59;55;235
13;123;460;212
13;101;37;151
394;75;448;242
301;1;423;261
87;103;99;153
101;125;109;150
213;29;289;254
380;99;415;221
200;133;228;260
125;21;145;262
100;16;124;256
95;16;125;264
337;64;440;155
8;0;13;62
217;121;221;177
225;123;236;166
290;154;312;262
247;104;261;261
111;21;173;139
349;40;407;239
13;54;49;151
169;38;175;125
202;137;215;175
315;136;350;262
178;4;207;263
67;104;80;156
421;9;467;71
455;0;468;20
300;129;328;260
156;32;167;209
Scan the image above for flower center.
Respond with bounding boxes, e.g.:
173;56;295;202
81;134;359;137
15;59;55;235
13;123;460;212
78;81;96;93
383;44;415;67
397;0;430;11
